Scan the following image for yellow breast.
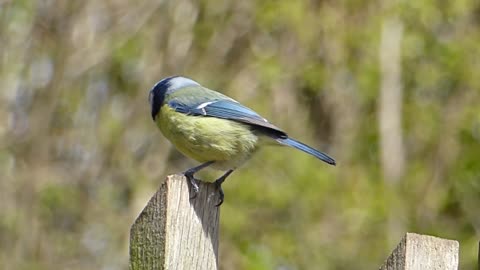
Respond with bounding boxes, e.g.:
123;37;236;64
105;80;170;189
156;106;259;171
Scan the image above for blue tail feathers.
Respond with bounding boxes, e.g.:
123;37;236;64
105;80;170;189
276;138;336;165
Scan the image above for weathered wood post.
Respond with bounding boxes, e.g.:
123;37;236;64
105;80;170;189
379;233;459;270
129;174;220;270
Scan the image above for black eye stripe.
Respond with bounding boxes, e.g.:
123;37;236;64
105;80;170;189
150;80;169;120
149;76;199;120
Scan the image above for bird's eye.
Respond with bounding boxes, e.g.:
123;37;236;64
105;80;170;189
148;91;154;105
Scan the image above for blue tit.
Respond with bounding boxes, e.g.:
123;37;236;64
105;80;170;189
149;76;335;206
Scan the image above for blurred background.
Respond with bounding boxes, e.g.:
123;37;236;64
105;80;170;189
1;0;479;269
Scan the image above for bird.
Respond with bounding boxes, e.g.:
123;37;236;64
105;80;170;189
149;76;335;206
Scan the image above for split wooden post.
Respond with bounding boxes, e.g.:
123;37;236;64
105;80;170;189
379;233;459;270
129;174;220;270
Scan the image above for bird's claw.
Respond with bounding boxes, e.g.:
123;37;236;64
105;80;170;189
185;165;231;206
184;173;200;199
214;180;224;207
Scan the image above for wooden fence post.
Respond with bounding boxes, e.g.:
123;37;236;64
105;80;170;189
129;174;220;270
379;233;459;270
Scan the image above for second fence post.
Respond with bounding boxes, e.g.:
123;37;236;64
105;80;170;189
379;233;459;270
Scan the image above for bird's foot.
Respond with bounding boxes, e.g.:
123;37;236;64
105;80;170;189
184;172;200;199
183;161;215;200
214;179;224;207
213;169;234;207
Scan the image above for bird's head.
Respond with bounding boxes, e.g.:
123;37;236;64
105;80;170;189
149;76;200;120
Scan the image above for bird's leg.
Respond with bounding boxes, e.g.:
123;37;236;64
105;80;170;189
183;161;214;199
214;169;234;207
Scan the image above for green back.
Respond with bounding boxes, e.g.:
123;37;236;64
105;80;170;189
165;85;233;106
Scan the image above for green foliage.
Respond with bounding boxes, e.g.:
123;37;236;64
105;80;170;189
0;0;479;269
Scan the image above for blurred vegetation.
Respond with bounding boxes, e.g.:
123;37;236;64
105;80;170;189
1;0;479;269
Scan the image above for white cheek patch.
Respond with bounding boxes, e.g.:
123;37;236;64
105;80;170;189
168;77;200;90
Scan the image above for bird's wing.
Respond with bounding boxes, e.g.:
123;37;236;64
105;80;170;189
168;99;287;138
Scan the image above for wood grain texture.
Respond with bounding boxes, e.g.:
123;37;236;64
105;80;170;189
129;174;220;270
379;233;459;270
